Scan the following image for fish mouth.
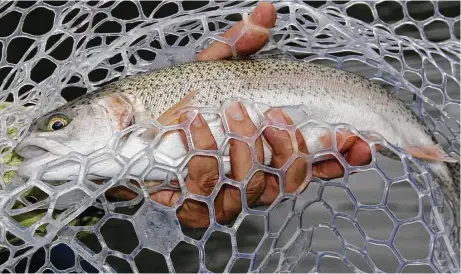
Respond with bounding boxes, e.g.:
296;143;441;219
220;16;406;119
16;145;49;159
15;137;72;159
15;137;74;178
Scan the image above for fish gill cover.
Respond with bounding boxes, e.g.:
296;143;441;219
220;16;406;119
0;0;459;273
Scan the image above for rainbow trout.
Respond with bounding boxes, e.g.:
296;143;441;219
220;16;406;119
14;58;459;205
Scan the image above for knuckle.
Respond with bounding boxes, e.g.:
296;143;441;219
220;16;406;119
247;171;265;198
271;132;293;156
215;210;234;225
189;155;219;176
215;195;241;225
178;201;210;228
198;169;219;193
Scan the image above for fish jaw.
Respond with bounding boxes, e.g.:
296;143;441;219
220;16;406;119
15;135;74;159
16;135;143;180
15;134;106;180
14;91;142;180
20;158;81;180
17;152;63;179
15;134;74;178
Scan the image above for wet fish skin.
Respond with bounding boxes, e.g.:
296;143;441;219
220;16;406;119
14;58;459;207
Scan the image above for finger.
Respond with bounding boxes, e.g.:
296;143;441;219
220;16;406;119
345;139;373;166
196;2;276;61
177;198;211;228
336;131;359;153
150;189;181;208
312;140;373;179
179;112;219;196
263;108;308;196
311;129;373;179
225;102;265;204
105;185;137;200
263;108;308;166
318;130;358;153
312;159;345;179
335;130;374;166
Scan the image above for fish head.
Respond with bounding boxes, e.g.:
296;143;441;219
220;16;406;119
15;89;142;180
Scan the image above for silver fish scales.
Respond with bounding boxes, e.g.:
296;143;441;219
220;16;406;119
15;58;459;208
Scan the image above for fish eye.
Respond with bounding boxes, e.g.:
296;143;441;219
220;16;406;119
47;115;69;131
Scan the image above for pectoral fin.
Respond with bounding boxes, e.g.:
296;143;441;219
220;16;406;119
157;89;197;125
405;144;459;163
139;89;197;141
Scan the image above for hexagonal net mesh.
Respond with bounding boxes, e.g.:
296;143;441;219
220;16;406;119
0;0;459;273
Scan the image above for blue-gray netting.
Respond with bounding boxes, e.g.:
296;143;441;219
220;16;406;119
0;1;459;273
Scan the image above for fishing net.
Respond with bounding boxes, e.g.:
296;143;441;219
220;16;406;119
0;0;459;273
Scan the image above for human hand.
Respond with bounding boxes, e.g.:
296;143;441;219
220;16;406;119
106;2;373;228
196;0;372;180
196;1;277;61
147;107;373;229
150;104;309;228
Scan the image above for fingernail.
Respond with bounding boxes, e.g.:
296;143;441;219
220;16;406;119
188;112;203;127
267;109;287;124
226;102;244;121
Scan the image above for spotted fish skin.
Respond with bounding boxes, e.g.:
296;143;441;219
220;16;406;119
108;58;460;207
16;58;459;208
98;59;433;148
110;59;428;132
